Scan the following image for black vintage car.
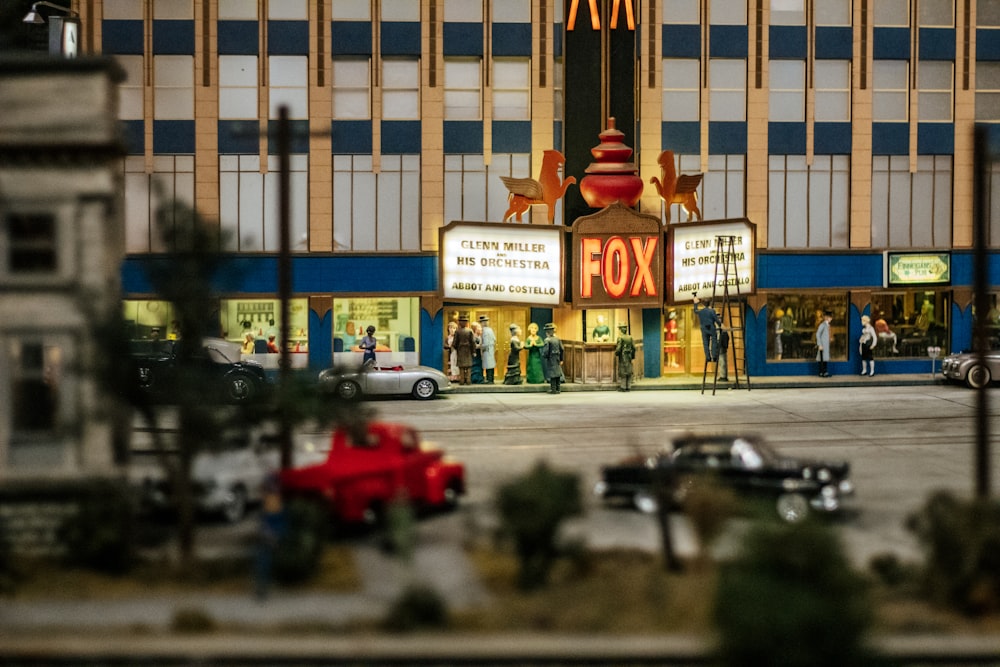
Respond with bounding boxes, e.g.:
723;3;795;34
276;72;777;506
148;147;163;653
594;434;854;523
131;337;269;405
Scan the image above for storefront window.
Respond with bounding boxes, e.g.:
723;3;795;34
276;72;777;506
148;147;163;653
871;290;950;358
766;293;848;361
333;297;420;366
220;298;310;369
663;306;689;373
122;300;178;347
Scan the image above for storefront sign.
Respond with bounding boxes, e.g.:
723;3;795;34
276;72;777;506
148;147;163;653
667;219;756;304
886;252;951;286
571;203;663;308
439;222;563;306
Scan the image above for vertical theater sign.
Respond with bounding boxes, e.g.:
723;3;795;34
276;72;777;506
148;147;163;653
572;203;663;308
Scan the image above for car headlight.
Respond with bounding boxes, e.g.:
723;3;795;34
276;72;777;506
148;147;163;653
817;468;831;482
820;485;837;498
839;479;855;495
594;481;608;496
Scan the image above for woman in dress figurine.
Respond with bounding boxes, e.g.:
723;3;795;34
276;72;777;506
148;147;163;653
470;321;484;384
523;322;545;384
504;323;524;385
444;320;459;381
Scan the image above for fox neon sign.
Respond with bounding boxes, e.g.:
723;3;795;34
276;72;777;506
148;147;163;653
567;0;637;31
580;235;658;299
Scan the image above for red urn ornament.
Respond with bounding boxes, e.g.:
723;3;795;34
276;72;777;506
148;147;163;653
579;117;645;208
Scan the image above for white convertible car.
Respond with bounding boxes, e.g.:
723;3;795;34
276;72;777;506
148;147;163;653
318;360;453;400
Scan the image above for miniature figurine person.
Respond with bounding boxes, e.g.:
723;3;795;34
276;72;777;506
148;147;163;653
693;296;721;361
359;325;378;365
614;322;635;391
816;310;833;377
592;315;611;342
504;323;524;385
524;322;546;384
453;315;475;385
541;323;565;394
479;315;497;384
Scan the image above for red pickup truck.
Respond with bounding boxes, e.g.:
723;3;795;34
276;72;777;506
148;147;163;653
279;422;466;525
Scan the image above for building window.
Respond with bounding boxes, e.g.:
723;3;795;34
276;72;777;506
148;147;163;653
980;0;1000;26
445;154;533;223
218;298;310;369
333;296;421;366
769;60;805;122
770;0;804;26
153;55;194;120
444;0;483;22
332;58;371;120
814;0;850;26
663;0;699;23
662;58;700;122
711;0;747;24
382;0;420;21
3;213;57;275
871;290;950;356
917;61;953;122
553;56;565;121
918;0;953;27
988;161;1000;246
873;60;909;122
814;61;851;121
975;62;1000;121
153;0;193;19
872;155;952;249
269;56;308;119
874;0;909;26
220;154;308;252
333;155;420;251
219;0;257;20
444;58;482;120
493;0;530;22
104;0;143;19
123;155;195;253
382;58;420;120
219;55;258;120
117;55;144;120
701;154;746;220
268;0;307;20
765;293;848;361
709;59;746;122
492;58;530;120
768;155;849;248
8;337;69;440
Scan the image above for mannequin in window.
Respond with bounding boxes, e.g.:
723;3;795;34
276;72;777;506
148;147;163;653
592;315;611;342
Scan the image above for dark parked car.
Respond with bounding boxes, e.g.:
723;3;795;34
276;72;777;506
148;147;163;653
594;434;855;523
940;349;1000;388
132;337;268;404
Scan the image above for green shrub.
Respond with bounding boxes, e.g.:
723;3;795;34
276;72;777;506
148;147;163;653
713;520;876;667
271;499;327;585
497;461;582;591
382;584;449;632
59;479;136;575
906;490;1000;615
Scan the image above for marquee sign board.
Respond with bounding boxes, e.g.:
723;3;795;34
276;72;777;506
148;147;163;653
886;252;951;286
571;203;664;309
667;219;756;304
439;221;564;306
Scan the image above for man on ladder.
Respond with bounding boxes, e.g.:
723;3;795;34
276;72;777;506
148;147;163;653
693;295;721;364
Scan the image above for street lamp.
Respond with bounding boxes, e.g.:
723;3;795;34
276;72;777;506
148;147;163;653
22;2;80;58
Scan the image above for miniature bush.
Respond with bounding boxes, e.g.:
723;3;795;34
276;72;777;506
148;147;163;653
271;499;327;585
382;584;449;632
59;479;136;575
713;520;876;667
906;490;1000;615
497;461;582;590
171;606;217;634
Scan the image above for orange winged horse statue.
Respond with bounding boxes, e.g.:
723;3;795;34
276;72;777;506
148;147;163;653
649;150;703;223
500;150;577;224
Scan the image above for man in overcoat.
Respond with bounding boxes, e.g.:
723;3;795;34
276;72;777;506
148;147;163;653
453;315;475;385
541;323;565;394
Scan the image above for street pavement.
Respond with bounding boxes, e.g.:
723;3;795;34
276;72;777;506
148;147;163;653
3;372;999;665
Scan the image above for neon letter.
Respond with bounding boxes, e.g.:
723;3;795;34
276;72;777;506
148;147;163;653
580;237;603;298
602;237;629;298
630;236;658;297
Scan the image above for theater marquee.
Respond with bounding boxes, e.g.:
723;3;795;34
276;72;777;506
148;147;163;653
439;221;564;306
667;219;756;304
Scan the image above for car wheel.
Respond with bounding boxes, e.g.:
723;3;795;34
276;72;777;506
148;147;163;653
412;378;438;400
336;380;361;401
776;493;809;523
224;372;257;404
220;486;247;523
442;481;461;510
633;490;659;514
966;364;991;389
